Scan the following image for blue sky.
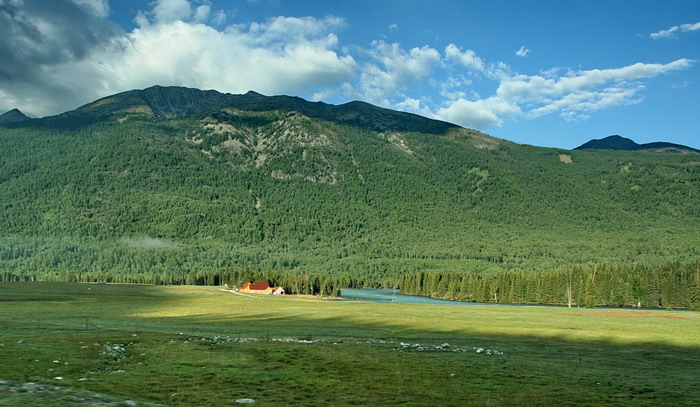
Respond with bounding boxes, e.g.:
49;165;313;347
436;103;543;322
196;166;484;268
1;0;699;149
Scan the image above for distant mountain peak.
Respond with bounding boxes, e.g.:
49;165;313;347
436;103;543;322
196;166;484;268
575;135;640;151
575;135;699;154
0;108;31;124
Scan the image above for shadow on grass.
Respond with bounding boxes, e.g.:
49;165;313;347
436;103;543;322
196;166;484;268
2;282;699;349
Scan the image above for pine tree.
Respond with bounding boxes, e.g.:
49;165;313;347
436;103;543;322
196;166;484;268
690;269;700;312
584;266;598;308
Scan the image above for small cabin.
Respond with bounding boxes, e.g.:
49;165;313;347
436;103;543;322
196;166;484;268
239;281;285;295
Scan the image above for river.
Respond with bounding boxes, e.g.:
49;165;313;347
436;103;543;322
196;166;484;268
339;288;501;306
339;288;687;311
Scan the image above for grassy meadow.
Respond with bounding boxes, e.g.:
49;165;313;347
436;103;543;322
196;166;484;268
1;282;699;406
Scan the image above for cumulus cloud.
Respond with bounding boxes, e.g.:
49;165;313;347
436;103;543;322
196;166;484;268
152;0;192;24
515;45;530;57
104;15;356;97
369;41;442;81
394;97;435;119
445;44;485;72
0;0;123;115
650;21;700;39
438;75;471;100
134;0;227;27
353;40;441;106
211;9;227;25
436;97;520;128
0;0;355;116
193;5;211;23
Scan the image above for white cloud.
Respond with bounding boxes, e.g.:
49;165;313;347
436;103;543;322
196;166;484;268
388;23;398;31
71;0;109;18
498;59;693;101
651;26;679;39
193;5;211;23
651;21;700;39
243;16;345;50
439;75;471;100
529;86;643;120
435;97;520;129
353;40;441;106
211;10;227;25
394;97;435;118
515;45;529;57
152;0;192;25
137;0;228;27
369;41;442;80
101;16;356;97
445;44;485;72
394;52;693;129
494;59;693;121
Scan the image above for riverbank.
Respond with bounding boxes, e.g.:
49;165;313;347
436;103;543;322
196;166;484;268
339;288;692;311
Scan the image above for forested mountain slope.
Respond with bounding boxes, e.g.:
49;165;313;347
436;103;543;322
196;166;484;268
1;86;699;285
0;108;30;124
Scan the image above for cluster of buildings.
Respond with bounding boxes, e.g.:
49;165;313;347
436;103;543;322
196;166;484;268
239;281;285;295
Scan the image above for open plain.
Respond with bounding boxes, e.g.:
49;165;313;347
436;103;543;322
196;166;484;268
1;282;699;406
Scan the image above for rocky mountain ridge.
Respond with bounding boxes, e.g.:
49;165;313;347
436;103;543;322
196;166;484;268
67;85;459;135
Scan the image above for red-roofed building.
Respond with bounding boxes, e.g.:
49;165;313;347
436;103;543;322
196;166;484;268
239;281;285;295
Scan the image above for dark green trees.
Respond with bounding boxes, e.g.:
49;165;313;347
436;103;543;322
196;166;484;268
400;263;699;309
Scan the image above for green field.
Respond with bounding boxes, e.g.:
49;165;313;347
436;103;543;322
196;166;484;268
1;282;699;406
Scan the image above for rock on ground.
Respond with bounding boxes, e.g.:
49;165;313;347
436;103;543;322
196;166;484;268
0;379;166;406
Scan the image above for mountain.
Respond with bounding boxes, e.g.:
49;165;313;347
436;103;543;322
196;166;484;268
60;85;456;134
575;135;700;154
0;108;30;124
1;86;699;284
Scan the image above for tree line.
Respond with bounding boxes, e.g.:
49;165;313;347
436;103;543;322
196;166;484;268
0;265;342;297
399;262;700;310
